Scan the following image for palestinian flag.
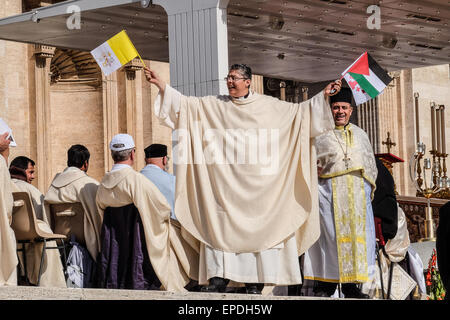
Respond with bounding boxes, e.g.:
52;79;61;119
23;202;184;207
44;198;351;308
342;52;392;105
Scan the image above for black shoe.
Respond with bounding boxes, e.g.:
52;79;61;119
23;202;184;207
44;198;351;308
200;277;229;293
245;283;264;294
342;283;370;299
200;285;220;293
185;280;201;292
313;290;333;297
313;281;337;297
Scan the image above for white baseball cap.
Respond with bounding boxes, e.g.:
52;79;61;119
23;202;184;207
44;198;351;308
0;118;17;147
110;134;135;151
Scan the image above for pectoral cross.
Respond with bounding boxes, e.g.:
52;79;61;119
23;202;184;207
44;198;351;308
382;132;396;153
343;155;351;169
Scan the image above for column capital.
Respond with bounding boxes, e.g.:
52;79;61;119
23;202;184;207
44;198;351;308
33;44;55;59
388;70;401;79
124;58;144;71
154;0;229;15
124;58;144;80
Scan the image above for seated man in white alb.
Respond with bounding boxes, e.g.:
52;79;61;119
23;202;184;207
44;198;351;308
9;156;66;288
9;157;46;222
95;134;198;291
45;144;101;262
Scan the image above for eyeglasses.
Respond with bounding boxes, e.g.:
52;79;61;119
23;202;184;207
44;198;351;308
224;75;248;82
166;155;170;162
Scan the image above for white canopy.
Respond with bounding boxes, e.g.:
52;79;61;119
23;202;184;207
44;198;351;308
0;0;448;84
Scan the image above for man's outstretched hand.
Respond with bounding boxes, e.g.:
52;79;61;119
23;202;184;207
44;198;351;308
323;79;342;97
144;67;166;93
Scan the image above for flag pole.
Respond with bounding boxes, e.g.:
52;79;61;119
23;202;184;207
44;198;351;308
136;52;147;69
122;29;147;68
330;75;344;95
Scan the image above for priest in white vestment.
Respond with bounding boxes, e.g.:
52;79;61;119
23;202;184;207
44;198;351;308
0;119;18;286
303;88;378;298
9;156;66;288
96;134;198;292
44;144;102;261
144;64;341;294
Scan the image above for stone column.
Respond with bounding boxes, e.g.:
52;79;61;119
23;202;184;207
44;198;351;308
302;86;309;101
250;75;264;94
33;44;55;192
102;72;119;172
154;0;230;96
397;69;415;196
124;58;145;171
279;81;286;101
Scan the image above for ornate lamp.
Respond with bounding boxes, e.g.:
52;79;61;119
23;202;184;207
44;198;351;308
409;142;450;241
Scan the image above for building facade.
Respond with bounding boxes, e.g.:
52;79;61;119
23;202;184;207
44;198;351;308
1;0;449;199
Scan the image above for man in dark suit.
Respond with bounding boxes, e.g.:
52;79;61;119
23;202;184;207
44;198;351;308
372;158;398;242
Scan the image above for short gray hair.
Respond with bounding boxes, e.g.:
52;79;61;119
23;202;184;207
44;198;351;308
229;64;252;80
111;148;133;162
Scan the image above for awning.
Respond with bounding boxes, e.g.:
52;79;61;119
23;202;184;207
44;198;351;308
0;0;448;82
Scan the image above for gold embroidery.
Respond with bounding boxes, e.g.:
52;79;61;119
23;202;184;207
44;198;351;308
303;276;341;283
333;174;369;283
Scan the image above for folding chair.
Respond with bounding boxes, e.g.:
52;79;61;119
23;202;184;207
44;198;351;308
47;201;86;259
11;192;67;286
47;202;85;244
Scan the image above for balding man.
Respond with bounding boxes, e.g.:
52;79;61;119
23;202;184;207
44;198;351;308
140;144;176;220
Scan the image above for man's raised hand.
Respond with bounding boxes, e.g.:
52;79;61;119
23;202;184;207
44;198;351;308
143;67;166;93
323;79;342;97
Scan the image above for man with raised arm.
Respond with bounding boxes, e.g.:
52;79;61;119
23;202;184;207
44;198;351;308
303;88;378;298
144;64;341;294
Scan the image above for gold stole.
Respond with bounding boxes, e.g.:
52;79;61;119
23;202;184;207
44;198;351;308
331;126;368;283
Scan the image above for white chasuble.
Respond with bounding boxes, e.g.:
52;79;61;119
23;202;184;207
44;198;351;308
304;124;378;283
154;85;334;284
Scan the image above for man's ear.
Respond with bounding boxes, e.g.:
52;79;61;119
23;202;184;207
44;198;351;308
246;79;251;89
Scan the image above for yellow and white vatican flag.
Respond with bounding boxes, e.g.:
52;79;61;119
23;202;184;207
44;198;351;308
91;30;143;76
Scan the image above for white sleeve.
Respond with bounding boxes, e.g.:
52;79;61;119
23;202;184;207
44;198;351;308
308;91;334;138
154;84;182;130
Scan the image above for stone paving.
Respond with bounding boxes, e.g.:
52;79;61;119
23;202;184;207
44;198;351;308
0;286;337;300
